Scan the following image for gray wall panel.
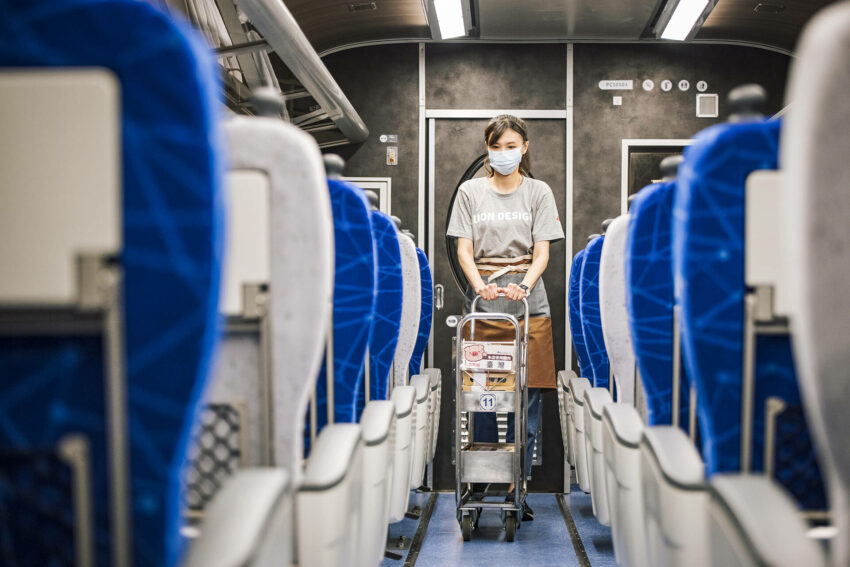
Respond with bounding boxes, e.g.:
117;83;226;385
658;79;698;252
426;43;567;110
323;44;421;237
571;43;789;254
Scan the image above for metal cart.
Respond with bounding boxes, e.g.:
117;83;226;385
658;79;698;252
454;294;529;542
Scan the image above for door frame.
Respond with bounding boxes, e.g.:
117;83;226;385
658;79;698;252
620;139;694;214
424;110;570;369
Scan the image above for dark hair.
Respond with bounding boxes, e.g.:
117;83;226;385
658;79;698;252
484;114;531;177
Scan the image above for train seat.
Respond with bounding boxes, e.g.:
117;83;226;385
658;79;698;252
627;171;703;567
0;2;225;565
366;210;404;404
565;249;592;487
569;375;592;493
579;233;613;517
583;387;613;526
597;213;642;561
579;235;610;391
409;247;437;488
704;7;850;564
388;385;417;523
410;374;432;489
356;400;397;567
186;115;334;565
425;367;443;464
557;370;576;469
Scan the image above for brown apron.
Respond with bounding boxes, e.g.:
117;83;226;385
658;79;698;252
462;317;556;389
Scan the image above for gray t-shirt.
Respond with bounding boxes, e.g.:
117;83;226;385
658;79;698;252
447;176;565;259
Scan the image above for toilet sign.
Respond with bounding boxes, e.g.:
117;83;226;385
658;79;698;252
598;80;634;90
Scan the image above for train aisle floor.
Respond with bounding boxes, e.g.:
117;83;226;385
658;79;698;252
382;487;616;567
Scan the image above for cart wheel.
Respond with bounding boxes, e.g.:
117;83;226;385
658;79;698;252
462;514;472;541
505;513;516;542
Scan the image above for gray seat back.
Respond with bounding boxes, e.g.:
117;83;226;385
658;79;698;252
782;2;850;562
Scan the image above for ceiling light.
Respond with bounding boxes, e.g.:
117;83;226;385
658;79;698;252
660;0;710;41
434;0;466;39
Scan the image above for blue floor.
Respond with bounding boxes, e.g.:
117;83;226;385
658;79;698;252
382;486;617;567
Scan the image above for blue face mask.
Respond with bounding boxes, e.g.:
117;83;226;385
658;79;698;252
488;147;523;176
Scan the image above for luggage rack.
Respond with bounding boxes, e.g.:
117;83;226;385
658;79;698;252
454;294;529;542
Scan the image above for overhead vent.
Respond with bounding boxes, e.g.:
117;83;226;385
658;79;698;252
349;2;377;12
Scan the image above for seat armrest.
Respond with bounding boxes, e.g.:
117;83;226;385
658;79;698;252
709;475;827;567
423;367;441;387
602;403;644;448
185;469;291;567
411;374;430;403
559;369;577;389
360;401;395;446
641;426;704;488
569;377;592;405
301;424;361;491
391;385;416;418
585;387;613;420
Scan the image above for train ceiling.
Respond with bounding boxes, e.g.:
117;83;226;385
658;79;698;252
282;0;838;55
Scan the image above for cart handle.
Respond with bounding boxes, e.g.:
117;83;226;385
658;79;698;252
469;293;530;345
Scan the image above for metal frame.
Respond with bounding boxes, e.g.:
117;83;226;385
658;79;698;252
620;138;693;214
425;108;568;119
343;176;393;215
455;295;529;522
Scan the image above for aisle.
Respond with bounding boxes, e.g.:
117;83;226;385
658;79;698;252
410;493;584;567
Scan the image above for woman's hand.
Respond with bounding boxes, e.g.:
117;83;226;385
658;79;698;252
503;282;528;301
475;282;500;300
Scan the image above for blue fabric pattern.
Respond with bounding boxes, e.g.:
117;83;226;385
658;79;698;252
579;236;609;389
0;2;225;566
316;180;378;427
568;250;592;378
363;212;402;404
674;118;823;508
625;182;690;428
409;248;433;378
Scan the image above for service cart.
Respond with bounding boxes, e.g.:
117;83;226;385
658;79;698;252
454;294;529;542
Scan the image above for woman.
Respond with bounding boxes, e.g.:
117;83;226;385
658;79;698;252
447;114;564;520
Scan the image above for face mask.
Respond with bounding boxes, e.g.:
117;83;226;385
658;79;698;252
488;147;523;176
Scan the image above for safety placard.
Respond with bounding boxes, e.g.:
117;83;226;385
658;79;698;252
479;393;496;411
461;341;514;372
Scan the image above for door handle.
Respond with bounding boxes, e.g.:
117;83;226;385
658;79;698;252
434;283;444;310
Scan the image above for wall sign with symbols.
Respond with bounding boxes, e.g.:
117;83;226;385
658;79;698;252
697;81;708;92
386;146;398;166
661;80;673;92
642;79;655;91
678;80;691;91
446;315;458;327
479;393;496;412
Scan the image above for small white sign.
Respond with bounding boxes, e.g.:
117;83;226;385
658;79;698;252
697;81;708;92
599;80;634;90
386;146;398;166
613;96;623;106
678;80;691;92
479;393;496;412
446;315;458;327
661;80;673;92
379;134;388;143
642;79;655;91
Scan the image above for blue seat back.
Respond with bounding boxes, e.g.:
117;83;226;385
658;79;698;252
625;182;690;427
579;236;610;389
674;118;824;508
316;179;377;426
568;250;592;378
359;211;402;407
0;2;224;565
409;248;433;377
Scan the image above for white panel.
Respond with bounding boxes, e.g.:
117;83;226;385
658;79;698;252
221;170;271;316
745;170;783;296
0;70;120;305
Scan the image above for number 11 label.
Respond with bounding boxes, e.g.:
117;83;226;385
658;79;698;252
479;393;496;411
